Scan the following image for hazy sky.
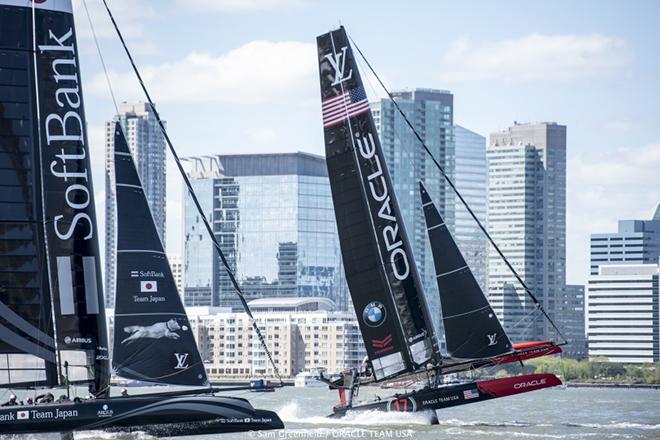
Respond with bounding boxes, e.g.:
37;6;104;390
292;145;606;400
72;0;660;286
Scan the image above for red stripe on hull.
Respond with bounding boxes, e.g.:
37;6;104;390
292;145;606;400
494;341;562;366
477;373;562;398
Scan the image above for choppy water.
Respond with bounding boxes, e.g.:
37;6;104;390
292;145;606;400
1;386;659;439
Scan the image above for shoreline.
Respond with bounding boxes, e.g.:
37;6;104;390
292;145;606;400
566;382;660;389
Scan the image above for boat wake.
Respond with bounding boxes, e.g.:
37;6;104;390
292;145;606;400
278;401;436;425
435;418;541;428
0;431;158;440
74;431;156;440
565;421;660;430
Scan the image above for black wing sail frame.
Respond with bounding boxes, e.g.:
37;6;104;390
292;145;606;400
1;0;109;392
317;27;438;381
420;182;512;360
111;122;208;387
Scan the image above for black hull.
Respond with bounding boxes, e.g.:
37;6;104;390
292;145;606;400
329;373;561;419
0;394;283;436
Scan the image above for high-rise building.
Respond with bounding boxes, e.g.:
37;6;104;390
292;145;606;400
182;153;348;310
453;125;488;292
487;122;567;342
104;102;166;308
590;207;660;275
586;263;659;363
372;89;454;331
168;253;184;297
559;284;587;359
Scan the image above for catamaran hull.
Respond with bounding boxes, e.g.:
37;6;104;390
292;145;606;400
328;373;561;419
0;395;283;436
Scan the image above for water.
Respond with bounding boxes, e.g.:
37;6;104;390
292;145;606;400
2;386;658;439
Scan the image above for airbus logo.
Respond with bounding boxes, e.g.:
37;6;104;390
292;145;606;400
64;336;92;344
513;378;547;389
97;404;113;417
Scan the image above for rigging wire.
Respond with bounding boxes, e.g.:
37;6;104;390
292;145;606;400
347;33;567;345
97;0;283;385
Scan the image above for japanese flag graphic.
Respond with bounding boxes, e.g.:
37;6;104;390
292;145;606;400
140;281;158;292
17;410;29;420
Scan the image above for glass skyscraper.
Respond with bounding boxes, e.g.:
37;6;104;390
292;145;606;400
454;125;488;292
372;89;454;333
182;153;348;310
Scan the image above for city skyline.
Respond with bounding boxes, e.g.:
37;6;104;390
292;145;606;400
73;0;660;287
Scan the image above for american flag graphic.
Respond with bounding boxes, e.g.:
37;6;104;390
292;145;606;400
463;388;479;400
322;86;370;128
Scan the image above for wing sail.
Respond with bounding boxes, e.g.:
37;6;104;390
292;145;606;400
317;27;439;380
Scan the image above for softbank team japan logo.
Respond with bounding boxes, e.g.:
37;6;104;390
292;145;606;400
141;281;157;292
363;301;386;327
17;410;29;420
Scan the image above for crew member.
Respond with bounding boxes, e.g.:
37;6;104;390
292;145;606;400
1;395;18;406
121;388;129;397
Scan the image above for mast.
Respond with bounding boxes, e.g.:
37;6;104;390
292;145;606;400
33;0;110;395
316;27;439;381
420;182;512;360
111;122;208;387
1;0;108;392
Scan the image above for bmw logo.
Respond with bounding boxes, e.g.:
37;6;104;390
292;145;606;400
363;301;386;327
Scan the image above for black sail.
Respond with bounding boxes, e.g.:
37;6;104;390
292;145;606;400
317;27;438;380
420;182;512;360
1;0;109;390
111;122;208;387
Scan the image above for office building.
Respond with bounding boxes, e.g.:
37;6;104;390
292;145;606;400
487;122;567;342
104;102;166;308
590;206;660;275
168;253;184;297
182;153;348;310
559;284;587;359
453;125;488;292
586;264;660;363
187;298;365;378
372;89;454;331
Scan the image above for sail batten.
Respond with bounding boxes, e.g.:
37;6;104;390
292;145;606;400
111;122;208;387
317;27;439;381
420;182;513;360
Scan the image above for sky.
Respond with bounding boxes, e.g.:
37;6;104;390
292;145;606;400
71;0;660;286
